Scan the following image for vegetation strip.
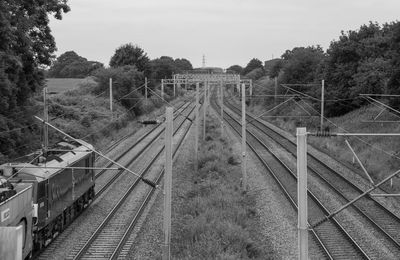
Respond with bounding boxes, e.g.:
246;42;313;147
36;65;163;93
172;114;266;259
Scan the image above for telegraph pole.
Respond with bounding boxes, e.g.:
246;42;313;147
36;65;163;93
163;107;173;260
43;87;49;153
297;127;308;260
195;83;200;171
320;80;325;130
241;83;247;190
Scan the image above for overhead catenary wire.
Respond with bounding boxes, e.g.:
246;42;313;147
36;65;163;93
297;96;400;161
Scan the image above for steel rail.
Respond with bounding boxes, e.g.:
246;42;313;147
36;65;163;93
109;108;195;259
225;100;400;250
36;98;198;260
98;99;190;157
211;98;369;259
72;100;198;260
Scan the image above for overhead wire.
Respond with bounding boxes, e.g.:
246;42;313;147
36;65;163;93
298;96;400;161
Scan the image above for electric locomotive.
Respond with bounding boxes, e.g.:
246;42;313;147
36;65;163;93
0;139;96;258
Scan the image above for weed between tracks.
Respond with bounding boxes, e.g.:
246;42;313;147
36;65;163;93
172;115;268;259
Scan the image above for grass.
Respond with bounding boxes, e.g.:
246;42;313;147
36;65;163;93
172;115;270;259
45;77;95;93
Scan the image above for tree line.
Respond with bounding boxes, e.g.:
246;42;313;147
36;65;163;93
232;22;400;117
0;1;193;161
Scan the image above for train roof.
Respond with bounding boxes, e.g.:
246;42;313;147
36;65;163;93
0;140;94;182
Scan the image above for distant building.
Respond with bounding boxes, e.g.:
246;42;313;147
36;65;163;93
192;67;224;74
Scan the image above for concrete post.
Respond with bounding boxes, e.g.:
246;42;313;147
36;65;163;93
320;80;325;130
161;79;164;100
162;107;173;260
297;127;308;260
109;78;113;113
43;87;49;152
195;83;200;171
241;83;247;190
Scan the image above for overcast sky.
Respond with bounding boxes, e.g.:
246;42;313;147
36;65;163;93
49;0;400;69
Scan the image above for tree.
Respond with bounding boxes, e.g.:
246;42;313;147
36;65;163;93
280;46;325;84
94;66;144;114
242;58;263;75
48;51;103;78
174;58;193;72
226;65;243;74
0;0;70;160
150;56;177;80
109;43;150;75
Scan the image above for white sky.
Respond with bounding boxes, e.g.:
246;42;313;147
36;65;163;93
49;0;400;69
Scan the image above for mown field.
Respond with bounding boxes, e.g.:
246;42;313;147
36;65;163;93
45;77;96;93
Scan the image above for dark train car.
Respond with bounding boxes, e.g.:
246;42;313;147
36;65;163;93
0;140;96;252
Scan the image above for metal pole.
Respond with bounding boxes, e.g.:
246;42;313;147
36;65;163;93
297;127;308;260
241;83;247;190
320;80;325;130
173;75;176;97
162;107;173;260
250;80;253;96
274;77;278;106
145;77;148;102
109;78;113;113
195;83;200;171
203;82;207;140
220;81;224;136
161;79;164;100
43;87;49;152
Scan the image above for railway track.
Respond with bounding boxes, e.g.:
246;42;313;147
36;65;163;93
215;88;400;258
36;95;200;260
223;98;400;258
70;101;196;260
211;97;369;259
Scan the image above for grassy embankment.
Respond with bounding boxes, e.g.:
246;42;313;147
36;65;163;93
42;78;179;152
172;114;270;259
246;77;400;192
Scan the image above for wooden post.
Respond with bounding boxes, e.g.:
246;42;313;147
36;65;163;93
43;87;49;152
241;83;247;190
161;79;164;100
109;78;113;114
220;81;224;136
195;83;200;171
297;127;308;260
145;77;148;102
320;80;325;130
203;82;207;140
163;107;173;260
